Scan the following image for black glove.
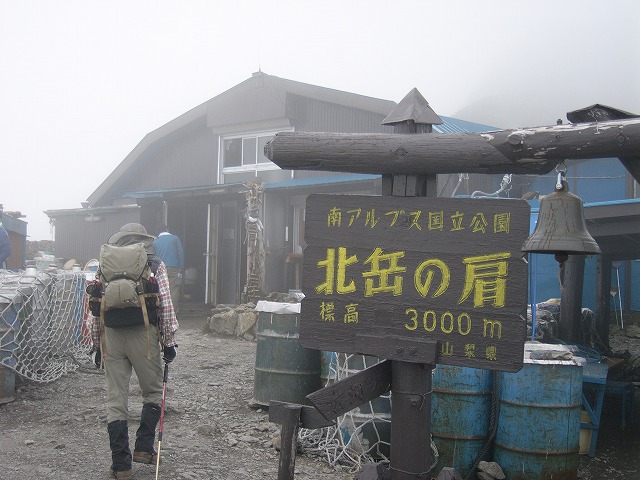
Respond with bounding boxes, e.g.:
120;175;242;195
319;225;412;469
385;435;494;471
163;345;177;363
93;348;102;369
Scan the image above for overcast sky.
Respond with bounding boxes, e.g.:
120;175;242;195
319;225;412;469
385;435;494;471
2;0;639;241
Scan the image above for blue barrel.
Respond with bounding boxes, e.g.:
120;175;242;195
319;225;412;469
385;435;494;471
252;311;321;406
494;362;582;480
431;365;493;477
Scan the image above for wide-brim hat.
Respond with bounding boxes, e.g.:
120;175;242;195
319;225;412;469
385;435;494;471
108;223;156;247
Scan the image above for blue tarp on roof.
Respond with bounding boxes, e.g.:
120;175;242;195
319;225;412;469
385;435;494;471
264;174;380;190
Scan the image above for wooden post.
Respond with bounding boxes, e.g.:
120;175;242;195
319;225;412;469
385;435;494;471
595;255;613;351
559;255;586;343
275;403;301;480
269;401;336;480
382;89;440;479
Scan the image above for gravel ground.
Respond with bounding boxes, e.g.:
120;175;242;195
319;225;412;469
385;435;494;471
0;306;638;480
0;309;353;480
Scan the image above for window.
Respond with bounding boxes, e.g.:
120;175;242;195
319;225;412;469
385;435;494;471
221;130;291;182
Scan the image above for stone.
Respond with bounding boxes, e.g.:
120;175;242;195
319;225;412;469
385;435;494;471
624;324;640;339
272;434;281;451
236;311;257;337
477;472;494;480
435;467;463;480
355;463;391;480
478;461;505;479
209;309;238;335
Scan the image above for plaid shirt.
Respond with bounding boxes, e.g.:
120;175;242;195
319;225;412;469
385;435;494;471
90;260;179;348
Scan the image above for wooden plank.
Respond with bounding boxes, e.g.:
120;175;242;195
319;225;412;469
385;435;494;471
268;401;335;429
306;359;392;420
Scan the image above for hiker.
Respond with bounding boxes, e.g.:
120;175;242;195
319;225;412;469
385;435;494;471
88;223;178;479
152;225;184;315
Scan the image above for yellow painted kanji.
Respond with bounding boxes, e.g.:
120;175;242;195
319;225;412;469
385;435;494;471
450;210;465;231
344;303;359;323
320;301;336;321
362;247;406;296
428;211;444;231
327;207;342;227
486;345;498;361
315;247;358;295
458;252;510;307
465;344;476;358
470;212;489;233
494;212;511;233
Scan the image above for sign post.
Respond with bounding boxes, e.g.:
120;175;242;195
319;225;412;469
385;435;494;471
269;89;530;479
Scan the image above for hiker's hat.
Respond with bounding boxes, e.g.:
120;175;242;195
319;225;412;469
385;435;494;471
108;223;156;248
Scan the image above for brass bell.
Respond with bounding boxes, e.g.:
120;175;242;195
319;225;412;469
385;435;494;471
522;170;600;264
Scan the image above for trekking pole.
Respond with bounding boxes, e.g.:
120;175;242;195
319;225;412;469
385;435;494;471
155;362;169;480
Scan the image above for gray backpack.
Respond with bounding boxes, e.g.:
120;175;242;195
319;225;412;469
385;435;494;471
93;242;159;361
98;242;150;311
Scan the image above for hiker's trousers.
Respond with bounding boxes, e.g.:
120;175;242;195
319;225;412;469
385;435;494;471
104;324;164;423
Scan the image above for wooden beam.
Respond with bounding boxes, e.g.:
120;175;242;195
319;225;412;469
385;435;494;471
264;119;640;182
306;359;392;420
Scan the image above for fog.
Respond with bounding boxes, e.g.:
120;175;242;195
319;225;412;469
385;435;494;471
1;0;638;240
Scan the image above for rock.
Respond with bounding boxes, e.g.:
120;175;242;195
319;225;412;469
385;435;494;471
355;463;391;480
477;472;494;480
478;461;505;479
211;308;239;335
435;467;463;480
236;311;257;337
624;324;640;339
196;424;217;436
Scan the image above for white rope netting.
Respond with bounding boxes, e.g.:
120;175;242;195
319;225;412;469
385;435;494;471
298;353;392;472
0;269;94;383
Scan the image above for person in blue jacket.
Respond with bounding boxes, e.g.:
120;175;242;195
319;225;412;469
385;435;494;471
152;226;184;314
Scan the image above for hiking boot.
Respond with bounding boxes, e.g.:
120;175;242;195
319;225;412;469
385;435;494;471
132;450;160;465
111;468;133;479
134;403;161;465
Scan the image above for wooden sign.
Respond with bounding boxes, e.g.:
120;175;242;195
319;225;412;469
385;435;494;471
301;194;530;372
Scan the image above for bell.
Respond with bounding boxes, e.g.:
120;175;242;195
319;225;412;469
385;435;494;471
522;176;600;264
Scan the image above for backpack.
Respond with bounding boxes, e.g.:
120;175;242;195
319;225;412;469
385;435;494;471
86;242;161;361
